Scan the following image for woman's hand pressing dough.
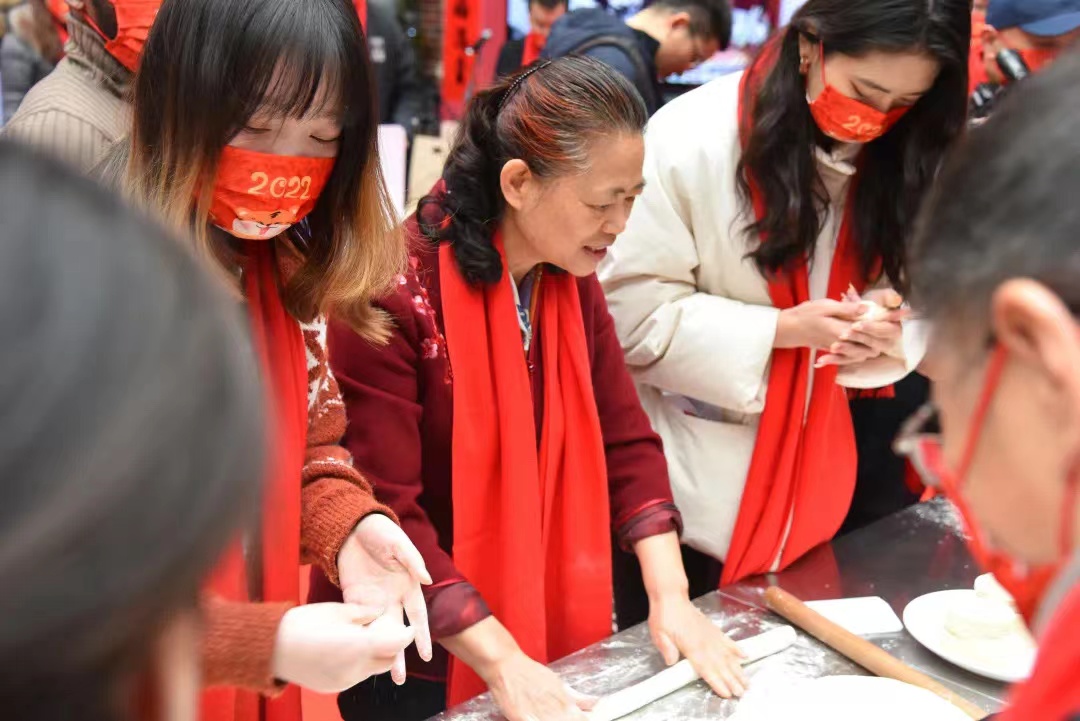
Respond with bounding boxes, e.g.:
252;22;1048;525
648;596;748;699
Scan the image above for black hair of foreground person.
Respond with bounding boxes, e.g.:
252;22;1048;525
739;0;970;287
909;49;1080;327
0;141;265;721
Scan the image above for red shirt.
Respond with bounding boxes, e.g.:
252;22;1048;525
999;581;1080;721
310;239;681;682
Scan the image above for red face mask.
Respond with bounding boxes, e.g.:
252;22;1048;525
900;345;1077;623
208;145;335;241
807;44;911;143
85;0;161;72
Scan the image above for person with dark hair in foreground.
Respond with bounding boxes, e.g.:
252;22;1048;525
2;0;142;170
117;0;431;719
901;49;1080;721
600;0;968;600
495;0;568;76
541;0;732;114
0;140;263;721
312;56;746;721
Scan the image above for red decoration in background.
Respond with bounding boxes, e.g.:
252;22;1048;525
352;0;366;29
441;0;505;118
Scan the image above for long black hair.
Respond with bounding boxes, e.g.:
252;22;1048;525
419;56;648;285
0;141;264;721
736;0;969;287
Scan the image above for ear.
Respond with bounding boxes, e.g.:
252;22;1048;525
991;278;1080;400
236;208;250;219
797;32;815;68
668;11;692;32
499;158;535;212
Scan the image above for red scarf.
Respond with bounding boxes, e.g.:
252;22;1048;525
999;582;1080;721
720;52;865;585
202;242;309;721
440;235;612;705
521;31;545;67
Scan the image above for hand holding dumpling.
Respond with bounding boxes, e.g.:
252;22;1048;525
815;286;910;368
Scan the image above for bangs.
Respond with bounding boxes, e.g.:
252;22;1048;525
231;0;365;124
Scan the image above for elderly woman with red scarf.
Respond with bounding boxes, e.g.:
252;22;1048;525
312;56;746;721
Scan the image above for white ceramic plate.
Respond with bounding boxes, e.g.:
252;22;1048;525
904;589;1036;683
731;676;973;721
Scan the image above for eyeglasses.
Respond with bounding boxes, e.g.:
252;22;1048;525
894;345;1010;496
894;403;949;491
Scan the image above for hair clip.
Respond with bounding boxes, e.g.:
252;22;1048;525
497;60;554;113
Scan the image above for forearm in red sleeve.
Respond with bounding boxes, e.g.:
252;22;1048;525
300;319;397;585
584;276;684;548
200;596;291;694
326;307;483;625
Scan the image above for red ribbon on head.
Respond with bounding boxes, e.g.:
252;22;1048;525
720;46;866;585
440;232;612;706
201;242;309;721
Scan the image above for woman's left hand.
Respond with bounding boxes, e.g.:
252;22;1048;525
647;596;747;699
337;513;434;683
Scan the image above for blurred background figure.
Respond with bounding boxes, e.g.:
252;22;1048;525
366;0;427;139
0;139;264;721
2;0;138;170
0;0;64;123
541;0;731;114
495;0;567;76
969;0;1080;119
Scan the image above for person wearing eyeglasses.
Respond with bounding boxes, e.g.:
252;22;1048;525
899;50;1080;721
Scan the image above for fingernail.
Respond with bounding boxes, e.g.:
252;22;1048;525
840;332;850;341
852;322;864;331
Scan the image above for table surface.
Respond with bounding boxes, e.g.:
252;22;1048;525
435;498;1008;720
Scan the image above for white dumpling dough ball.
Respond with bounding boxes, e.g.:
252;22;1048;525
945;595;1022;640
974;572;1017;609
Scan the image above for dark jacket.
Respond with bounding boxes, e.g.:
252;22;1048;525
0;5;57;124
541;8;661;114
365;0;424;136
495;36;525;77
310;198;681;683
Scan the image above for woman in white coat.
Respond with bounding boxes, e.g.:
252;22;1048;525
599;0;970;603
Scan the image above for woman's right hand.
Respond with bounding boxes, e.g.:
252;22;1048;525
480;650;595;721
774;299;864;351
271;603;416;693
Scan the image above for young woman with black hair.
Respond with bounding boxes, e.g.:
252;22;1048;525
0;140;262;721
600;0;969;594
311;56;746;721
115;0;431;719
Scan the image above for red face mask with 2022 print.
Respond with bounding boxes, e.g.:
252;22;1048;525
807;44;911;144
209;145;334;241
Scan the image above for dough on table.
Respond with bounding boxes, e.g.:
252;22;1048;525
944;594;1022;641
731;676;972;721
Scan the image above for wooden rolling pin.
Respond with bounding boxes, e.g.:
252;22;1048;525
764;587;987;720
